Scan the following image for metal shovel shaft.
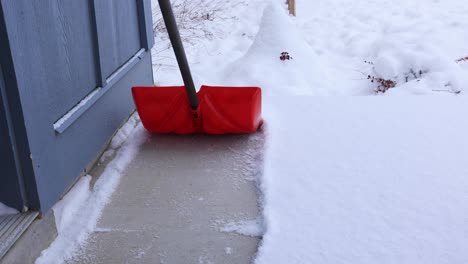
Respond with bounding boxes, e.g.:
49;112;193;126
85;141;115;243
158;0;199;109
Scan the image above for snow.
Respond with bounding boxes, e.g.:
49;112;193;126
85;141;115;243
154;0;468;96
109;113;140;149
0;202;18;216
36;114;147;264
151;0;468;262
220;218;264;237
294;0;468;95
52;176;92;234
99;113;141;164
222;3;332;96
248;1;468;262
151;0;270;88
224;247;233;255
257;95;468;263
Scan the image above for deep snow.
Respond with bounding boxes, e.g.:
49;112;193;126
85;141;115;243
295;0;468;95
154;0;468;262
153;0;468;95
250;2;468;263
257;95;468;263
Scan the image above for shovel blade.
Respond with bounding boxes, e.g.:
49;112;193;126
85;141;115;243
132;85;262;134
198;85;262;134
132;86;195;134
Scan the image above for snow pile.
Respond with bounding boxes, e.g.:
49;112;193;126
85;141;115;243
223;3;331;96
35;123;148;264
0;202;18;216
256;95;468;264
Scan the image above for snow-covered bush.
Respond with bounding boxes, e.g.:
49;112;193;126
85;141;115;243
364;45;467;95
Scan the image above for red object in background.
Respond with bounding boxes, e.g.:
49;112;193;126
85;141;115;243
132;86;262;134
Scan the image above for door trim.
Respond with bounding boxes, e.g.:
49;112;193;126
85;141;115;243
0;2;40;211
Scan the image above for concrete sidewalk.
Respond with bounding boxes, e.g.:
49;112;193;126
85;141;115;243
67;131;265;264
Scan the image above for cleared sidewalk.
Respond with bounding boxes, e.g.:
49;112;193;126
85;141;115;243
67;131;265;264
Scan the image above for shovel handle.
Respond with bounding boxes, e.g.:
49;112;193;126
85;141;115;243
158;0;199;109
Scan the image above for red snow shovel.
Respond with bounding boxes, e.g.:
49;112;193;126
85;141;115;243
132;0;262;134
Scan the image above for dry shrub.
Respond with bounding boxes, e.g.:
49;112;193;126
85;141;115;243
151;0;245;71
363;61;428;94
367;75;396;93
456;56;468;63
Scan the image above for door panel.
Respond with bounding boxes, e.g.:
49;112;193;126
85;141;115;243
50;0;100;120
1;0;99;122
94;0;142;79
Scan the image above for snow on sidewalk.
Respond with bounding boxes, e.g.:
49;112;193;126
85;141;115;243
35;115;146;264
257;96;468;263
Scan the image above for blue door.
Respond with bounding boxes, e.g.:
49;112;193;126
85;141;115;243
0;0;154;213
